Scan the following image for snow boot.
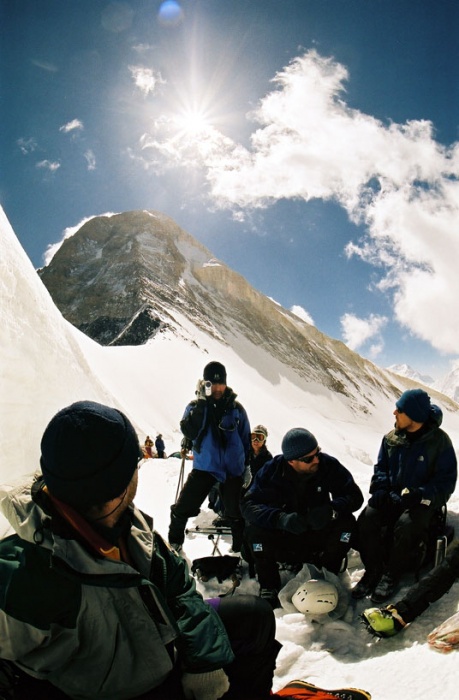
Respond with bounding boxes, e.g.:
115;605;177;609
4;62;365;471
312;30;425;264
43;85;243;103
351;570;381;600
361;605;406;638
370;572;398;603
274;679;372;699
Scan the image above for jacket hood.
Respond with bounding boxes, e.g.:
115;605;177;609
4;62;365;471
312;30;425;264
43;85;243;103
0;473;155;581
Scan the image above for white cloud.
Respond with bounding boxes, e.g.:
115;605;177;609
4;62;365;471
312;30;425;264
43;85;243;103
59;119;84;134
84;150;96;171
290;304;315;326
129;66;165;96
133;48;459;355
340;313;388;358
17;137;38;155
36;160;60;172
31;59;58;73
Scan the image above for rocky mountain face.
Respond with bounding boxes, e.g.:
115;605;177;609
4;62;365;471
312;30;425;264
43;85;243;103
39;209;431;413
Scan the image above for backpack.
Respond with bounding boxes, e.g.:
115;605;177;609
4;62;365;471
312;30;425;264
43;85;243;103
191;555;241;584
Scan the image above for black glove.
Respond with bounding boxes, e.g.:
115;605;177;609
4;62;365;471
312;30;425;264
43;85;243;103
400;488;422;509
181;437;193;453
307;504;334;530
277;512;308;534
368;489;389;509
389;491;402;508
0;659;17;699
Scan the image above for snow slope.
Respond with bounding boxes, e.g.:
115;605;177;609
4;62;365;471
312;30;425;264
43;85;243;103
2;206;459;699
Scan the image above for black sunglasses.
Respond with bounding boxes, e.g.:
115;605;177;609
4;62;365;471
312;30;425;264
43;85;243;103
297;447;321;464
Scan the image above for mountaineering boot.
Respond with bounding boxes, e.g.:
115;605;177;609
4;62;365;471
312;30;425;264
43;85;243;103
371;572;398;603
212;515;232;528
351;570;381;599
361;605;407;638
259;588;281;610
274;679;372;699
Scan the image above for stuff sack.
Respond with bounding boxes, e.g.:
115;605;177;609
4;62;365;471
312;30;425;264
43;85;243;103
191;555;241;583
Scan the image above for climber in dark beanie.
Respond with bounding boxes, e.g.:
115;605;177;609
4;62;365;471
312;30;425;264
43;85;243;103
242;427;363;609
168;361;251;554
0;400;279;700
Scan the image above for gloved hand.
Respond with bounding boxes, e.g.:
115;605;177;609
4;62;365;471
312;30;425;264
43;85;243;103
181;436;193;454
181;669;230;700
0;659;17;699
400;487;422;509
388;491;402;508
277;511;308;534
368;489;389;509
307;504;334;530
195;379;209;401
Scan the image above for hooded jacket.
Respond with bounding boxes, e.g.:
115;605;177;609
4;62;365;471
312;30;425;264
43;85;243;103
369;405;457;509
241;453;363;530
0;474;234;700
180;387;251;482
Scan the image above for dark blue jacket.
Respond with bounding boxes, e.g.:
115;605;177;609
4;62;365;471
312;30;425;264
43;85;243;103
180;387;251;482
241;453;363;530
369;406;457;509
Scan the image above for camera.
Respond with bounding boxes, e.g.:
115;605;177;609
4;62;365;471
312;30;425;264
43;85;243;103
204;381;212;396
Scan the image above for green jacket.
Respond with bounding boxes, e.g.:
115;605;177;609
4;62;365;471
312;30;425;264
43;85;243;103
0;474;234;700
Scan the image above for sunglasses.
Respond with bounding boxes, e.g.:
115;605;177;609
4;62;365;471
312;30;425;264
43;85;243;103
251;433;266;442
297;447;321;464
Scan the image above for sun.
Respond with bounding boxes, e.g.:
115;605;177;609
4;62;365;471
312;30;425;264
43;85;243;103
173;108;213;137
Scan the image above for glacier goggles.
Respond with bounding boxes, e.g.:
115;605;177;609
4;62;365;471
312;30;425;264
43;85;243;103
251;432;266;443
297;447;321;464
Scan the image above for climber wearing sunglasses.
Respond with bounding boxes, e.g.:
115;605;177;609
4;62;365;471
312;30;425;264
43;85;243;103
241;427;363;608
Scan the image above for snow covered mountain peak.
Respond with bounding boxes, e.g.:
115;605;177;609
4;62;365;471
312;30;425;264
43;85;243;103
38;209;411;413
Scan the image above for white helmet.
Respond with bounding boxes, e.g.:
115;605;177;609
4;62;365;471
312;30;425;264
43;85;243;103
291;579;339;615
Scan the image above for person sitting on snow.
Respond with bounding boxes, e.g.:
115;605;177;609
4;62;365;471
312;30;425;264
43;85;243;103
0;400;280;700
241;427;363;609
352;389;457;604
362;538;459;642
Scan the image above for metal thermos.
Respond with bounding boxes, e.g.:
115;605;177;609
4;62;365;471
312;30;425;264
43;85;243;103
434;535;447;567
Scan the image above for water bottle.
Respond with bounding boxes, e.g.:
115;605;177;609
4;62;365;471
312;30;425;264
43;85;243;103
434;535;447;567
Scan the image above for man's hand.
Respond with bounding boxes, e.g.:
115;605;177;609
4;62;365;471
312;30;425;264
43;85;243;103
400;488;422;509
277;512;308;534
181;669;230;700
181;437;193;455
195;379;208;401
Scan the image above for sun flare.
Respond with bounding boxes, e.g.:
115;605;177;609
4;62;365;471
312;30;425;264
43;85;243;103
174;108;212;136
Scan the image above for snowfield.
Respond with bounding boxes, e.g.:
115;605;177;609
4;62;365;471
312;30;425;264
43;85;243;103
2;206;459;700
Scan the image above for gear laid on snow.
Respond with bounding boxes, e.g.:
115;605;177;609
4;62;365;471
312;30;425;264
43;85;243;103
292;579;339;615
361;605;406;638
274;678;372;699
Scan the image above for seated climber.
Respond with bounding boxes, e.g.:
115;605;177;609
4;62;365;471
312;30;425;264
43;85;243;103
241;427;363;608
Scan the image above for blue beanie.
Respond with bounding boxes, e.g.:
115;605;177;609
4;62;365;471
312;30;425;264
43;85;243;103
396;389;431;423
40;401;140;509
282;428;318;461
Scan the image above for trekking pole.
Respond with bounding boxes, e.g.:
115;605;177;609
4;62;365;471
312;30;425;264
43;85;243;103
175;454;186;504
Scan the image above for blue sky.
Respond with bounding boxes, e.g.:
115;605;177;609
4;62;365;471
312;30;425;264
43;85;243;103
1;0;458;379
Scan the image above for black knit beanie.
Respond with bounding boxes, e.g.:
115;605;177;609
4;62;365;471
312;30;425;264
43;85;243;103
203;361;227;384
40;400;140;509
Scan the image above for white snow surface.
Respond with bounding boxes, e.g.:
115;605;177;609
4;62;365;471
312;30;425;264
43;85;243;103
2;205;459;699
